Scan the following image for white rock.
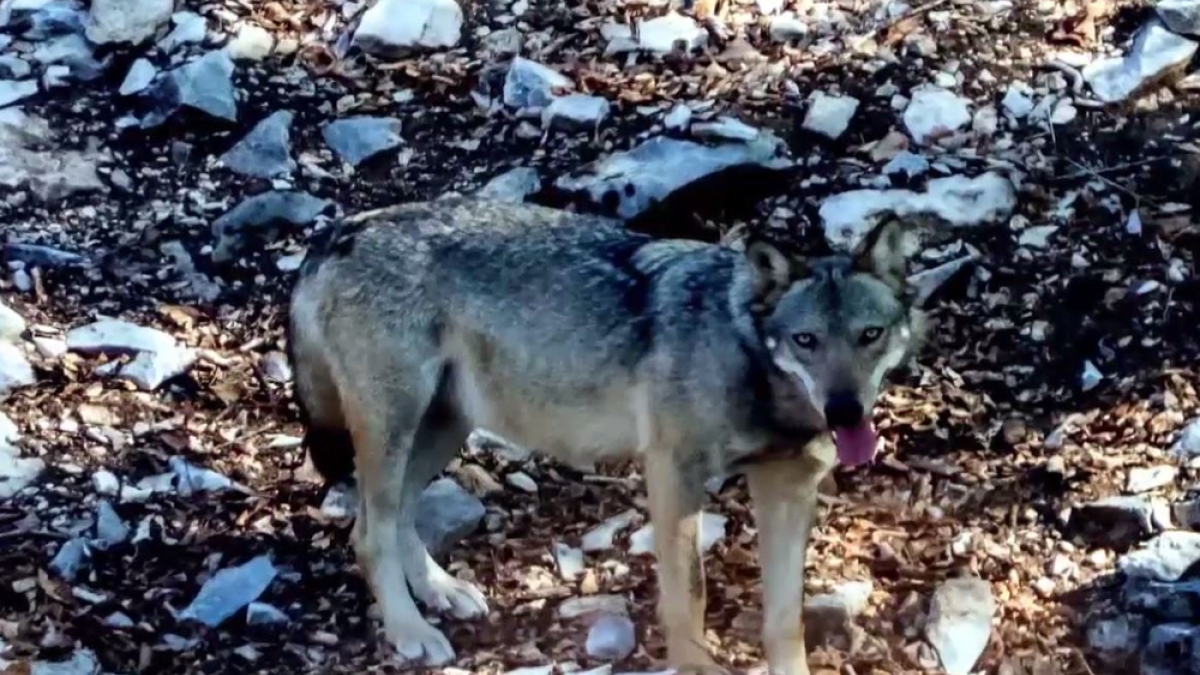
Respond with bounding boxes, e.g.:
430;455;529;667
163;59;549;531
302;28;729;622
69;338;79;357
802;92;860;140
924;577;995;675
882;151;929;178
0;300;24;341
93;499;128;547
1018;225;1059;248
118;346;197;390
503;57;572;109
553;541;585;581
1157;0;1200;35
1050;99;1077;124
226;23;274;61
1001;83;1035;117
1083;19;1198;103
179;555;277;627
691;116;761;142
558;594;628;619
769;13;809;42
972;105;999;135
804;580;874;648
1127;465;1178;493
0;79;38;107
505;667;555;675
663;103;692;131
820;172;1017;250
543;94;611;129
506;470;538;493
158;12;207;53
320;483;357;519
908;254;976;303
478;167;541;203
118;58;156;96
246;601;289;625
586;613;637;661
1171;418;1200;459
1119;531;1200;582
0;342;33;393
0;424;41;499
66;319;176;355
634;13;707;54
85;0;173;45
92;470;120;496
903;85;972;145
627;511;727;556
1081;360;1103;391
354;0;464;54
582;509;639;551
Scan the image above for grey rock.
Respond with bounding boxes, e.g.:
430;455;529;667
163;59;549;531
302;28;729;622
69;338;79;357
804;580;873;651
157;11;206;53
211;191;332;262
554;135;792;220
1001;83;1035;118
66;319;176;355
1086;614;1143;657
225;23;274;62
1171;417;1200;460
583;509;640;552
559;594;628;619
143;50;237;126
1175;499;1200;530
1083;19;1198;103
663;103;692;131
769;13;809;42
179;554;277;627
93;499;128;548
0;114;103;203
0;342;34;393
321;116;403;166
353;0;463;54
1141;624;1200;675
49;537;89;581
319;482;356;519
552;541;584;581
542;94;611;130
0;412;18;447
119;58;156;96
9;0;85;40
1158;0;1200;35
0;300;25;342
31;33;105;80
1070;496;1161;549
586;613;636;661
85;0;172;45
415;477;485;554
802;91;859;140
629;14;706;54
477;166;541;203
246;601;289;625
170;456;235;496
0;79;38;107
691;116;762;142
219;110;296;179
503;57;572;109
1128;465;1179;493
1123;578;1200;621
1119;532;1200;582
924;576;995;675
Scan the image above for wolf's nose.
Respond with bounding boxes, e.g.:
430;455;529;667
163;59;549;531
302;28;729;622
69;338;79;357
824;393;864;429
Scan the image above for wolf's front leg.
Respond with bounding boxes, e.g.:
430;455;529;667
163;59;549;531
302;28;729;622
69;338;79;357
644;451;723;674
744;438;836;675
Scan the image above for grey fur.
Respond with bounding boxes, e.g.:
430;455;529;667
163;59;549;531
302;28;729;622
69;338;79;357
287;197;928;673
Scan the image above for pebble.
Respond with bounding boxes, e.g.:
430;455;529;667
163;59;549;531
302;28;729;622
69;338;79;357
415;477;486;554
477;166;542;203
1171;418;1200;460
1119;532;1200;582
0;417;42;499
663;103;692;131
220;110;296;179
261;351;292;383
805;580;873;650
1127;465;1179;493
769;13;808;42
1069;496;1160;549
66;319;176;355
553;541;585;581
1083;18;1198;103
226;22;274;61
118;58;156;96
321;116;404;166
49;538;89;581
632;13;706;54
503;57;572;109
0;79;38;107
583;509;639;551
92;469;120;496
0;342;34;393
211;190;332;262
558;594;628;619
93;499;129;548
157;11;206;53
246;601;289;626
0;300;25;341
1001;83;1035;117
506;470;538;493
543;94;611;130
84;0;172;45
1157;0;1200;35
143;50;237;126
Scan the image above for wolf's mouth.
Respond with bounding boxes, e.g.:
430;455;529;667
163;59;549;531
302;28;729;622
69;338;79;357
831;420;877;467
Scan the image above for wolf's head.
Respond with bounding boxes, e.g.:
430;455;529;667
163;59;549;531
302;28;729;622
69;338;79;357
745;220;926;467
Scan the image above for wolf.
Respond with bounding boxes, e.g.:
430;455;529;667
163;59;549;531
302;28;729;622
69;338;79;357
287;197;928;675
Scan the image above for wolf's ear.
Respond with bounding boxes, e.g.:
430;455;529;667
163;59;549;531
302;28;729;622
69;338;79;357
745;239;796;302
852;219;916;289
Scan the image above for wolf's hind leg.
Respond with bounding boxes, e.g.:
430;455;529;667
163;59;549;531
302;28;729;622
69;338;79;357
400;369;489;619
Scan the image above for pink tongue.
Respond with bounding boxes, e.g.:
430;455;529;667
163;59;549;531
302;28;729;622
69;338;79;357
833;421;877;467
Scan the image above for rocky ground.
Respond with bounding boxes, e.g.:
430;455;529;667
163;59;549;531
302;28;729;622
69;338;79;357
2;0;1200;673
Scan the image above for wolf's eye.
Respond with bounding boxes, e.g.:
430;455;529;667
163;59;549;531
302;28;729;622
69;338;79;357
859;327;884;345
793;332;818;349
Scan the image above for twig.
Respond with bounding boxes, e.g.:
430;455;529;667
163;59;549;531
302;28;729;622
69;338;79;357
1063;157;1159;206
1057;156;1170;180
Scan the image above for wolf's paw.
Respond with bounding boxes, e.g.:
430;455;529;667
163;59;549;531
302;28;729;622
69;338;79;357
413;567;489;620
387;620;456;667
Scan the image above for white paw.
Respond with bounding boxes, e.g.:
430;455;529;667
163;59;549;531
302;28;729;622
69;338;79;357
412;567;489;620
388;620;457;667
